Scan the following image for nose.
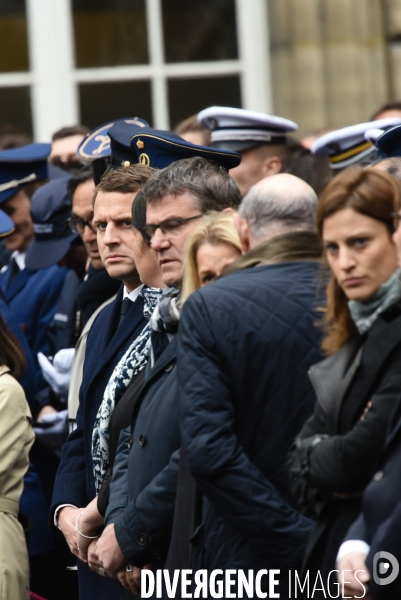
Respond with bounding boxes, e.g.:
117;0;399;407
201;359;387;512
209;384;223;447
338;246;356;271
82;224;97;244
150;228;171;252
102;222;120;247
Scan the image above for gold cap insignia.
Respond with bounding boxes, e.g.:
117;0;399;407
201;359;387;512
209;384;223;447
136;140;145;149
123;160;131;167
139;153;150;166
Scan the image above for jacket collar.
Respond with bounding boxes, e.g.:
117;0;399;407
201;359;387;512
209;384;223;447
310;302;401;428
221;231;322;277
0;365;10;377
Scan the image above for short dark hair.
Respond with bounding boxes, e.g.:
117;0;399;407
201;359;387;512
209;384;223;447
131;188;147;234
140;157;241;212
52;125;89;142
371;101;401;120
93;164;157;206
67;166;93;202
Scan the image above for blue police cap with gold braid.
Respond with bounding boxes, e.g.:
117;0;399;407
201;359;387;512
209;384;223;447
78;117;149;161
0;143;50;204
108;119;151;168
130;128;241;171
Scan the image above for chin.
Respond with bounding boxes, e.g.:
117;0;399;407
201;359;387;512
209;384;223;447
345;289;373;302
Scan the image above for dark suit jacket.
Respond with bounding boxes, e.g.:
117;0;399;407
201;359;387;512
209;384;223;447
50;285;147;600
290;300;401;596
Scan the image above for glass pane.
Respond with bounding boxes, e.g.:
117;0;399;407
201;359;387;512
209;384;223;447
0;0;29;72
163;0;238;63
79;81;152;130
169;76;241;130
0;87;32;137
73;0;148;68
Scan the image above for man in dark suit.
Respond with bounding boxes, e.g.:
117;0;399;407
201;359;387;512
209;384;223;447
50;164;156;600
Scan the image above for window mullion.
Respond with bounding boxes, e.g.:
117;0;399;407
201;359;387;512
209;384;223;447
235;0;273;113
26;0;78;141
146;0;169;129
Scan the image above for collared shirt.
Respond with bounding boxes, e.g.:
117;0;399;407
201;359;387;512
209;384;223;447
123;283;144;302
13;251;26;271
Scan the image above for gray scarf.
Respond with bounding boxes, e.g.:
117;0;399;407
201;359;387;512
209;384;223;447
348;269;401;335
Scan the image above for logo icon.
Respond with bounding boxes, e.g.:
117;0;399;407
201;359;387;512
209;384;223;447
373;551;399;585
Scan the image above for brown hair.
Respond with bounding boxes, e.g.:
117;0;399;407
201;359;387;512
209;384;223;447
0;314;26;378
52;125;89;141
317;166;401;354
174;114;211;146
92;164;157;206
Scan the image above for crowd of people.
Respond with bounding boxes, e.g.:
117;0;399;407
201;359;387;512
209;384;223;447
2;102;401;600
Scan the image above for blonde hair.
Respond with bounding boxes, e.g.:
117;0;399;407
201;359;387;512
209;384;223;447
181;211;242;303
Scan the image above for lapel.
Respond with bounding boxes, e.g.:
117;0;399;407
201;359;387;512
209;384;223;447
309;336;363;427
145;334;178;383
347;307;401;425
1;267;33;302
129;335;179;428
85;290;146;396
309;305;401;431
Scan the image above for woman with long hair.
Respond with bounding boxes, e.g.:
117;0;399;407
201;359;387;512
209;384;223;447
181;211;242;303
0;314;34;600
288;167;401;598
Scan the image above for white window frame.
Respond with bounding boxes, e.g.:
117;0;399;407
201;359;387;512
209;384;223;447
1;0;272;141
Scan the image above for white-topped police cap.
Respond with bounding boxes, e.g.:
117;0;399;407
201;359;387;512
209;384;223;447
198;106;298;152
311;117;401;169
78;117;149;161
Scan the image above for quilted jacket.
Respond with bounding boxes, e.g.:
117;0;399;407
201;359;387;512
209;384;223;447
178;254;324;586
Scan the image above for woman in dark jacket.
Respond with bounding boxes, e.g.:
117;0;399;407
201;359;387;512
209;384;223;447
288;166;401;599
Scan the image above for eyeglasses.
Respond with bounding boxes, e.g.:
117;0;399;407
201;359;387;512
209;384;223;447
67;216;96;235
391;212;401;231
142;214;203;243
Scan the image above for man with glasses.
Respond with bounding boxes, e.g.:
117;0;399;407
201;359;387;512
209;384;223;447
92;156;241;594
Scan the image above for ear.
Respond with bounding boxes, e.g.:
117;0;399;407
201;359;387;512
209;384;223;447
261;155;282;177
233;212;250;253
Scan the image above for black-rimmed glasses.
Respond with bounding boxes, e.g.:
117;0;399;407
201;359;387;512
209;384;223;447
142;214;203;243
67;216;96;235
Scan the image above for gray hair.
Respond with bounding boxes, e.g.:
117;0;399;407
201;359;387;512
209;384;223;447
238;173;318;239
140;157;241;212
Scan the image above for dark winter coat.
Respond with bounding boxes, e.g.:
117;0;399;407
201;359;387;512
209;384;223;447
289;300;401;598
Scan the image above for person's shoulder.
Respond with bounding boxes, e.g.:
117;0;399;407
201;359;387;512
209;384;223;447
0;368;29;411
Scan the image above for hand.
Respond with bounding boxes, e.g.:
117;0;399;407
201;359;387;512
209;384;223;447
338;552;371;598
87;539;109;577
33;409;69;450
36;405;58;422
37;351;73;397
96;524;125;578
117;564;152;595
58;506;82;557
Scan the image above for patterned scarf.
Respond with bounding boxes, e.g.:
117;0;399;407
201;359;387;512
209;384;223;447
149;287;181;333
92;286;163;492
